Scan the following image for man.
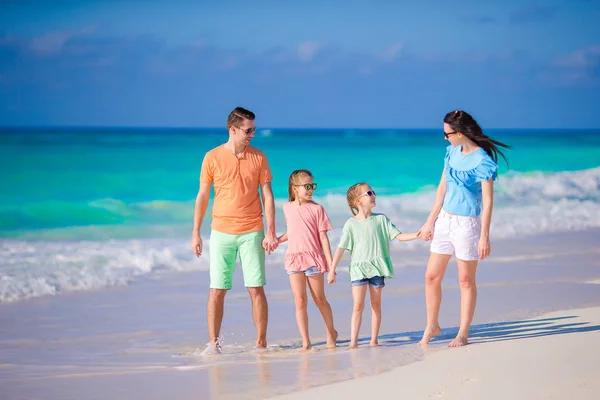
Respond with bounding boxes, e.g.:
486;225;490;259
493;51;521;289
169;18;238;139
191;107;278;355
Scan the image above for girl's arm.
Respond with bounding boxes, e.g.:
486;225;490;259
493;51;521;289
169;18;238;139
395;232;419;242
319;231;333;268
418;171;447;241
328;247;346;284
478;179;494;260
277;232;288;244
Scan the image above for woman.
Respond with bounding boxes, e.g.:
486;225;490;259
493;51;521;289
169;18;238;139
418;110;510;347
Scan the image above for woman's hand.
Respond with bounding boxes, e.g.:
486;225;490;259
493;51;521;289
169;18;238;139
478;236;491;260
417;221;435;241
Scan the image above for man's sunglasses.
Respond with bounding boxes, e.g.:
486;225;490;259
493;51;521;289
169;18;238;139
237;127;256;134
294;183;318;191
444;131;457;138
357;190;376;199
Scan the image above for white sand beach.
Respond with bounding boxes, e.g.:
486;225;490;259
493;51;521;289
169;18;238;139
273;306;600;400
1;230;600;400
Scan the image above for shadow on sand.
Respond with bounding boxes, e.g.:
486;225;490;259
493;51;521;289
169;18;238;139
315;314;600;347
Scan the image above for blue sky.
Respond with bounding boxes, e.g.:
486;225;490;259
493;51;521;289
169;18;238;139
1;0;599;128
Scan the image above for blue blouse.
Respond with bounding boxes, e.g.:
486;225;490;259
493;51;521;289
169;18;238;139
442;145;498;216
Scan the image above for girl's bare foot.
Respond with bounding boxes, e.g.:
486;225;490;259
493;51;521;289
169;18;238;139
326;330;338;348
448;335;468;347
418;325;441;346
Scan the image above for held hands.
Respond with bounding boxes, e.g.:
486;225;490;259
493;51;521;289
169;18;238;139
262;233;279;255
478;236;491;260
417;221;434;242
191;235;203;257
327;270;337;284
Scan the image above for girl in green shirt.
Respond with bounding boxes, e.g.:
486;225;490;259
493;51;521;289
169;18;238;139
329;182;419;348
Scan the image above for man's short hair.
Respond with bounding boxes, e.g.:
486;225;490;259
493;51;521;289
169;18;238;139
227;107;256;129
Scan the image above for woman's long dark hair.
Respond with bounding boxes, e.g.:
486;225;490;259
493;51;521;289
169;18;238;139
444;110;510;166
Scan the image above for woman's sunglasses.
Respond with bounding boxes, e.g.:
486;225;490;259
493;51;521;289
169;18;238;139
357;190;376;199
444;130;457;138
294;183;318;191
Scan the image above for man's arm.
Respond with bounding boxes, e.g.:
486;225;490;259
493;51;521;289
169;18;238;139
191;181;211;257
260;181;278;254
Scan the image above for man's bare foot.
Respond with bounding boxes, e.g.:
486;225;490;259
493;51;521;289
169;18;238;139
256;339;267;349
326;330;338;348
448;335;468;347
418;325;441;346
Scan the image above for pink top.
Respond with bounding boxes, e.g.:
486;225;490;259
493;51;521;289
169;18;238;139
283;201;332;272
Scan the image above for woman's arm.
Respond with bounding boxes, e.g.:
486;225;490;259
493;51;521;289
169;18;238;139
418;171;447;241
478;179;494;259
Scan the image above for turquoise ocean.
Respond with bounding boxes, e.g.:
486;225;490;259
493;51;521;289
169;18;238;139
1;128;599;303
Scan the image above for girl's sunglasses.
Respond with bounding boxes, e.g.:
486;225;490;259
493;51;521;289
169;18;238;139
295;183;318;191
357;190;376;199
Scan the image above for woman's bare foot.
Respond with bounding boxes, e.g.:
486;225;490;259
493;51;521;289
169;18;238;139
448;335;468;347
418;325;441;346
298;341;312;352
326;330;338;348
370;339;378;346
348;341;358;349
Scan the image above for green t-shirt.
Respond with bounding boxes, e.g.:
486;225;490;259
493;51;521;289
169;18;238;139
338;213;401;281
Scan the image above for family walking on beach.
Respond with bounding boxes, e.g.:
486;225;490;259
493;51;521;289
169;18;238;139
191;107;510;355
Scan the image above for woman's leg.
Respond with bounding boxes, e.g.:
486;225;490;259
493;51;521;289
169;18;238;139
289;273;311;350
448;259;478;347
307;274;338;348
419;253;452;346
350;285;368;348
368;285;383;346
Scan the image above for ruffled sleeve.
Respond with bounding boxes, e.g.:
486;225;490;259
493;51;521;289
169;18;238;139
443;145;453;169
473;156;498;183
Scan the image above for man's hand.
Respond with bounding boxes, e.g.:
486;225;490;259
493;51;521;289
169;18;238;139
191;234;203;257
262;233;279;255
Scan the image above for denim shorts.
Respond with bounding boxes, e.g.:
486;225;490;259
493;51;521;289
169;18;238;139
287;266;323;276
351;276;385;288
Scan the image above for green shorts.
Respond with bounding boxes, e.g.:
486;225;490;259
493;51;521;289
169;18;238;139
209;230;266;290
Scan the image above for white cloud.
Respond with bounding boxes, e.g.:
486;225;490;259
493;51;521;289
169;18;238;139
380;43;403;62
28;26;98;56
297;41;321;62
555;45;600;68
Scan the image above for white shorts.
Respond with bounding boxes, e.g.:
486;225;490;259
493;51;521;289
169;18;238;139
430;209;481;261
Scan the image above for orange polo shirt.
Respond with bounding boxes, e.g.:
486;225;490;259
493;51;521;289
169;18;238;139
200;145;272;234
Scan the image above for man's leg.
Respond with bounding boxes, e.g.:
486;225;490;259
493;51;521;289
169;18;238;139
247;286;268;348
208;230;237;345
207;288;227;344
238;231;268;348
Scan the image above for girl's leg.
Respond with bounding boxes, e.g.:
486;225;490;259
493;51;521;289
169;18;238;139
449;259;478;347
419;253;453;346
289;273;311;350
350;285;368;348
368;285;383;346
307;274;338;348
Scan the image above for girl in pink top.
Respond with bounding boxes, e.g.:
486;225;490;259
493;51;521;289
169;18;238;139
278;169;338;350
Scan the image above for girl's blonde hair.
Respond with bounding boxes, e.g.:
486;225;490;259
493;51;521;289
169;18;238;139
346;182;368;215
288;169;313;201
